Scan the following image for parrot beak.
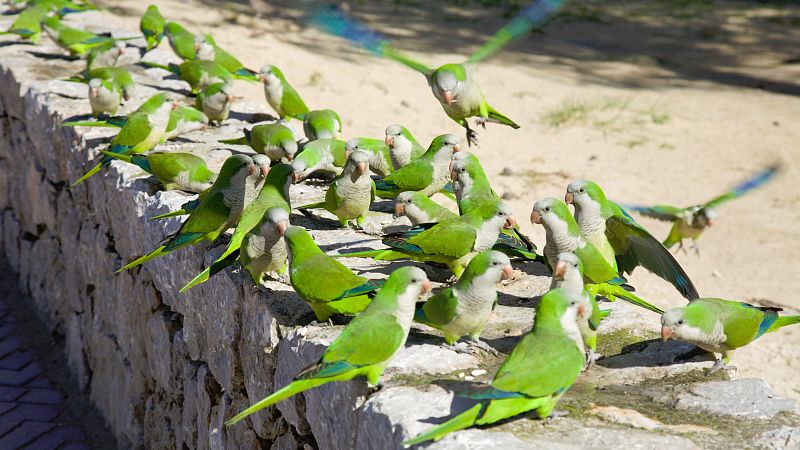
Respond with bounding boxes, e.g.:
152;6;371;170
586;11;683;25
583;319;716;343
554;260;568;280
565;192;574;204
118;46;125;55
356;162;368;175
450;170;458;181
258;73;266;83
194;41;201;51
90;87;98;97
530;211;542;224
292;172;303;183
285;153;293;162
661;326;673;342
421;279;433;295
501;264;514;281
345;149;353;160
443;90;455;105
504;215;518;229
226;95;234;103
385;135;394;147
577;303;587;317
260;164;270;178
276;221;289;236
201;123;209;131
394;202;405;217
707;219;714;227
171;101;181;110
248;163;257;176
452;144;461;153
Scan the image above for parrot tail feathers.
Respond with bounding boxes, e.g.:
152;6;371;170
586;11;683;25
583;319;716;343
233;68;258;81
332;248;405;261
149;209;188;220
219;136;247;145
163;232;204;252
296;201;326;211
99;150;133;164
487;107;520;129
769;315;800;333
70;161;104;187
180;246;240;292
225;378;327;426
403;403;484;447
179;266;212;293
117;245;167;272
596;283;664;315
337;279;385;300
62;120;116;128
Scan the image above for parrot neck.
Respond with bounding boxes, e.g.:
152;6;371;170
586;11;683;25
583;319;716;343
390;138;413;168
574;202;606;239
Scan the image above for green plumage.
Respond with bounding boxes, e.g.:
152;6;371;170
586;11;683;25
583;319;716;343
99;151;215;193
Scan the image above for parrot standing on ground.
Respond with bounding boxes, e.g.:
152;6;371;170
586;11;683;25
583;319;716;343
140;4;165;52
194;33;258;80
164;21;197;60
88;78;121;116
258;64;310;121
303;109;342;140
240;207;290;284
374;134;460;199
384;124;425;170
661;298;800;373
226;265;431;426
345;137;393;177
394;191;457;226
404;286;585;446
141;59;233;93
290;138;347;181
220;122;299;162
195;82;234;123
99;151;216;193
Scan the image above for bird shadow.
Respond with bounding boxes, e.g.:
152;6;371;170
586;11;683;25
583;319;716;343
26;50;78;61
496;291;539;309
0;40;34;48
513;260;549;277
139;82;192;97
228;110;276;123
597;338;715;369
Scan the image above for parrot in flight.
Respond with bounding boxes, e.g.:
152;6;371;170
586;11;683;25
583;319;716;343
565;180;699;301
623;163;781;256
220;122;299;162
311;1;567;146
258;64;310;121
98;151;216;193
226;265;431;426
404;286;585;446
415;250;512;352
140;4;165;52
384;124;425;170
661;298;800;373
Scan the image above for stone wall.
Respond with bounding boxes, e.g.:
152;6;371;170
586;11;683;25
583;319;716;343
1;10;799;450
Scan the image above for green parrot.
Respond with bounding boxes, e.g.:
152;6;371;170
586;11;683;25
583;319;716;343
164;21;196;60
141;59;233;93
258;64;310;121
393;191;457;226
404;286;585;446
384;124;425;170
118;154;266;271
65;66;135;101
42;16;134;56
283;226;387;321
98;151;216;193
565;180;699;301
345;137;393;177
415;250;512;348
624;163;780;255
338;202;517;277
240;207;290;284
64;105;209;142
88;78;121;117
219;122;299;162
178;162;292;292
303;109;342;141
0;5;47;43
297;150;376;229
140;4;165;52
195;82;234;123
290;138;347;182
194;33;258;80
550;251;607;367
71;93;178;187
226;265;431;426
530;197;664;315
374;134;460;199
661;298;800;373
85;39;127;71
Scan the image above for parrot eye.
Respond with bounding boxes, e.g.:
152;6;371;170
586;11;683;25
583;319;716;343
545;206;551;212
579;188;585;193
411;278;419;283
459;168;466;172
677;319;684;325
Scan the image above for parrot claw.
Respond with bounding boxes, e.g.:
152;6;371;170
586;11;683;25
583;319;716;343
546;410;570;421
708;359;737;376
584;350;602;369
464;126;479;148
474;117;488;130
692;242;701;257
443;342;472;355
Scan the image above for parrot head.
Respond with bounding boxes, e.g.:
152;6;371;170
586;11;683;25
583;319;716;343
258;64;284;85
530;197;574;230
694;207;718;229
661;303;715;344
204;83;235;110
252;154;271;179
266;207;290;237
466;250;514;284
193;34;215;59
384;124;407;148
565;179;606;210
219;154;257;182
492;202;518;230
538;288;586;328
345;150;371;176
553;252;583;282
380;266;432;308
430;63;469;106
394;192;414;218
88;78;103;98
429;134;461;157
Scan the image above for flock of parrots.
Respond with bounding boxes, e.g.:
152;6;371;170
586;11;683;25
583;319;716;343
2;0;796;445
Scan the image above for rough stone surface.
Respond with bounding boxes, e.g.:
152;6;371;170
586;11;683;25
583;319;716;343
0;7;799;450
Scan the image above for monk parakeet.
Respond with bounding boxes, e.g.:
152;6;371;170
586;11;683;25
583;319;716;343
345;137;393;177
384;124;425;170
194;33;257;80
195;82;234;123
42;16;134;56
88;78;121;116
140;4;165;52
141;59;233;93
290;138;347;182
297;150;375;229
71;93;178;187
624;163;780;256
374;134;460;199
394;191;457;226
99;151;216;193
415;250;512;347
258;64;310;121
531;198;664;315
303;109;342;141
220;122;298;162
404;286;584;446
338;202;517;277
164;21;196;60
65;66;135;101
64;105;209;142
0;5;47;43
241;207;290;284
565;180;699;301
85;40;126;70
118;154;266;271
178;162;292;292
550;251;606;367
661;298;800;373
226;265;431;426
283;226;387;321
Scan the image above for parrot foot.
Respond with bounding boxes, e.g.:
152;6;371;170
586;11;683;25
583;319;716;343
309;319;335;328
443;342;473;355
465;127;479;148
467;339;500;356
692;242;701;257
708;359;737;375
474;117;488;130
584;350;603;369
546;410;570;421
369;382;386;393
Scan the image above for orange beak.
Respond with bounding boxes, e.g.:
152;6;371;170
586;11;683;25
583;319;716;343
118;46;125;55
201;123;209;131
530;210;541;224
356;162;368;175
421;279;433;295
443;90;454;105
226;95;234;103
707;219;714;227
504;215;518;229
292;172;303;183
554;260;567;280
661;326;673;342
258;73;266;83
577;303;587;317
248;163;257;176
385;135;394;147
565;192;574;204
501;264;514;281
345;149;353;160
276;221;289;236
394;202;405;217
452;143;461;153
285;153;293;161
260;164;270;178
171;101;181;110
90;87;98;97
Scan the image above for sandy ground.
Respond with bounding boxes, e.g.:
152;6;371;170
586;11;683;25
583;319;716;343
85;0;800;398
